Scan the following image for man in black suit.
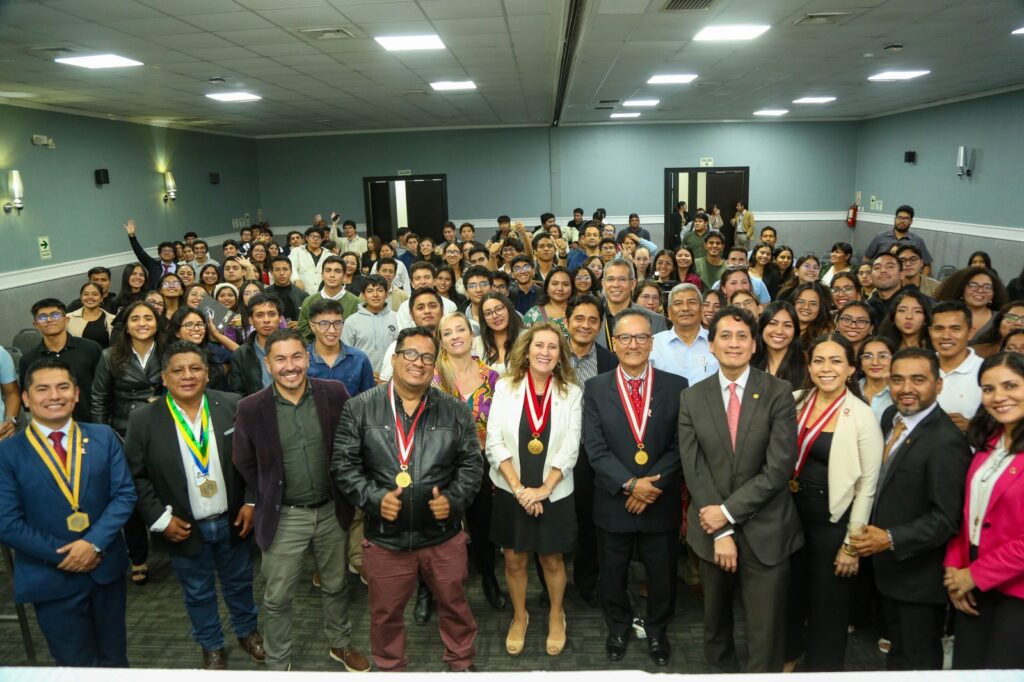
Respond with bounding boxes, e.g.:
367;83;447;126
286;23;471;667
125;341;263;670
567;294;618;605
678;305;802;673
584;310;687;666
850;348;970;670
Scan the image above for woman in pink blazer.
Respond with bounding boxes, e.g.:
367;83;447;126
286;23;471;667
944;351;1024;669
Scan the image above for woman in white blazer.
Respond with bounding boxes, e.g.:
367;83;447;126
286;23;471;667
784;332;883;671
485;321;582;659
66;282;115;348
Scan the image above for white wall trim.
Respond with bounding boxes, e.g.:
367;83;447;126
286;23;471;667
0;231;238;292
856;212;1024;243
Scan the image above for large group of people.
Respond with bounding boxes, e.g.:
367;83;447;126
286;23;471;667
0;203;1023;674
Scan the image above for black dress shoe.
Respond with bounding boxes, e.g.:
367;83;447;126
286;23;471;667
605;634;628;662
648;636;671;667
482;575;507;610
413;584;434;625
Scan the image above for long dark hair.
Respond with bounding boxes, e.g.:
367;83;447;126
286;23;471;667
974;301;1024;346
752;300;807;388
879;289;934;350
967;352;1024;454
479;292;523;366
791;281;835;346
113;262;146;312
537;266;572;307
856;334;898;382
797;332;865;403
166;306;210;347
109;301;164;374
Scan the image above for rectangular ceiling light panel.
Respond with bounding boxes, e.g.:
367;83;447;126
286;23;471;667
55;54;143;68
694;25;770;41
375;35;445;51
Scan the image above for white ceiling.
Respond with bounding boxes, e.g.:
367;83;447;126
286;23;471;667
0;0;1021;137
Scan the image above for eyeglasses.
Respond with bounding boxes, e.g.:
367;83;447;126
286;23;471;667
35;312;65;323
1003;313;1024;324
180;321;205;330
898;256;921;265
575;274;591;282
614;333;652;345
966;282;993;293
482;307;507;319
512;265;533;273
162;281;182;289
396;349;436;366
831;286;855;296
604;276;631;285
861;352;892;361
465;281;490;290
315;320;343;331
838;316;871;329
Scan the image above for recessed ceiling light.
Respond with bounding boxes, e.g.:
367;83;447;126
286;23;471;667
793;96;836;104
1012;26;1024;35
647;74;698;84
868;70;930;81
753;109;788;116
429;80;476;91
206;92;262;102
375;35;445;51
610;113;641;119
623;99;659;107
694;25;770;41
0;91;34;99
54;54;143;69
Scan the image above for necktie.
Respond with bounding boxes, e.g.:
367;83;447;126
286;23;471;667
627;378;644;416
727;383;740;449
882;416;906;463
162;264;170;275
48;431;67;467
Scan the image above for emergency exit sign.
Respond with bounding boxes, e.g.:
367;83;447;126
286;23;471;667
699;157;714;167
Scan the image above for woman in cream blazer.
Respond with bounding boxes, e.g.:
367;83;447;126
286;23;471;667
784;333;883;672
66;282;116;348
485;321;582;658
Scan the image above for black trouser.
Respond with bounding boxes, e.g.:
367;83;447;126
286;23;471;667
953;587;1024;669
784;481;853;671
124;508;149;566
597;528;678;639
465;480;496;578
572;451;598;592
879;596;945;670
699;532;790;673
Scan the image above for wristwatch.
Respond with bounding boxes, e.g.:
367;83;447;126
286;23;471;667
6;416;19;427
90;543;104;557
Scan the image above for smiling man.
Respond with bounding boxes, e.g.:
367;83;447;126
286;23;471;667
597;260;667;349
233;329;369;673
306;299;374;398
651;283;719;385
930;301;983;432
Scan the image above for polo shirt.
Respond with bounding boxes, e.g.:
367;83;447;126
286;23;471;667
19;334;102;422
938;348;984;418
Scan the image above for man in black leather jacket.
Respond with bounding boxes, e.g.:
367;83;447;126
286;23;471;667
333;326;483;672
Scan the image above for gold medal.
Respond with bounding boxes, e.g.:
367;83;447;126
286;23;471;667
199;479;218;497
788;478;800;493
395;470;412;488
528;437;544;455
635;449;649;466
67;510;90;532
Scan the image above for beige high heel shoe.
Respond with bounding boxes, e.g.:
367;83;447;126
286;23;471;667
546;612;566;656
506;614;529;656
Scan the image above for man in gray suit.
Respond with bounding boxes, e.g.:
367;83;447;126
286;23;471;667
678;305;803;673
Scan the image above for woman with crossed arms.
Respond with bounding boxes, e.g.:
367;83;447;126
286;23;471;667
486;322;582;658
784;333;883;671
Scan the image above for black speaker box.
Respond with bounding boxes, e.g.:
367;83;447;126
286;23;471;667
904;151;916;164
209;172;220;185
94;168;110;184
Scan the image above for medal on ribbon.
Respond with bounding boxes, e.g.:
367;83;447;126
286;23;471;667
616;366;654;466
167;394;218;497
27;422;90;532
789;388;846;493
524;371;553;455
390;382;427;487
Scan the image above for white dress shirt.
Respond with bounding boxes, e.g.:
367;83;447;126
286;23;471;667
132;342;155;370
33;418;73;449
938;348;984;418
968;438;1014;546
885;401;939;461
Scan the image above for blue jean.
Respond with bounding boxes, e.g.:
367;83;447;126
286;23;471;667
168;513;259;651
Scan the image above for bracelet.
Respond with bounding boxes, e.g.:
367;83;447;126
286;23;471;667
513;484;525;496
886;530;896;552
840;543;858;557
627;478;638;495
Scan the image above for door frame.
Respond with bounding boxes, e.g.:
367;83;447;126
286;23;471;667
663;165;750;228
362;174;449;241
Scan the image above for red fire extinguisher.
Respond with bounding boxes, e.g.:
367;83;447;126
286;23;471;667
846;202;858;228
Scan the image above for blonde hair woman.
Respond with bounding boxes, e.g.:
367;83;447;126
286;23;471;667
485;322;582;658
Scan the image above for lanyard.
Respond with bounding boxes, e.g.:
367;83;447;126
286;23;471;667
792;389;846;481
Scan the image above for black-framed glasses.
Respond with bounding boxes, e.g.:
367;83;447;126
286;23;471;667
482;307;507;319
396;349;436;366
838;315;871;329
180;321;205;330
314;320;343;331
966;282;993;293
35;312;65;323
831;286;856;296
613;333;652;345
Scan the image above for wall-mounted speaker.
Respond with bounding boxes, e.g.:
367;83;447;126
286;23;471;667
904;151;916;164
209;172;220;185
94;168;110;185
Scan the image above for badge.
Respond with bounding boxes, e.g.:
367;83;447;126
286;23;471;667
199;479;218;497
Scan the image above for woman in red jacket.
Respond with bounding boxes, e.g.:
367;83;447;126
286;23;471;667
944;351;1024;669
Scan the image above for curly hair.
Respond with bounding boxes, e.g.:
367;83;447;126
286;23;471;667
935;266;1008;310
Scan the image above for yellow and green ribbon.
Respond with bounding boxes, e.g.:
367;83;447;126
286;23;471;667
167;394;211;475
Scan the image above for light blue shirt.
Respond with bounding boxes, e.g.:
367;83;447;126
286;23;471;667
253;339;273;388
860;378;893;423
650;327;719;386
0;348;15;412
712;273;771;304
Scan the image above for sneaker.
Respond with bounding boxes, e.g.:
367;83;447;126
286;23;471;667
330;646;371;672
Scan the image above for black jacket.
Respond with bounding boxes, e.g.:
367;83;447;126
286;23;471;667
228;336;264;397
91;345;163;436
332;384;483;551
129;235;174;290
870;404;971;604
125;390;250;556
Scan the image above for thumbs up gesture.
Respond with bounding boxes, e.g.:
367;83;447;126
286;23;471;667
381;485;403;521
428;485;450;521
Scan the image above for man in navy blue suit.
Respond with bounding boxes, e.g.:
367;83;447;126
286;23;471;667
0;359;137;667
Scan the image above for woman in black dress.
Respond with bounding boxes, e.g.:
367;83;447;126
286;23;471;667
485;322;583;658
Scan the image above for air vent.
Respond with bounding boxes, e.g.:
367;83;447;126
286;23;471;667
595;106;614;110
28;46;74;55
598;99;620;104
793;12;852;26
663;0;717;10
694;81;721;87
298;27;356;40
400;90;429;96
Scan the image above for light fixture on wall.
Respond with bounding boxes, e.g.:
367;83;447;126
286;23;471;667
3;170;24;214
956;146;973;178
163;171;177;202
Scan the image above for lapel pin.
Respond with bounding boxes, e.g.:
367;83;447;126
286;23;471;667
752;393;760;400
648;409;653;417
1011;467;1018;475
843;408;850;416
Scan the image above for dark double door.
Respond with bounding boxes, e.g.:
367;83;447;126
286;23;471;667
664;167;749;249
364;174;448;244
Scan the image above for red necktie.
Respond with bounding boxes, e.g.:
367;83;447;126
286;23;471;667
48;431;67;466
727;383;740;449
627;378;644;417
162;264;170;275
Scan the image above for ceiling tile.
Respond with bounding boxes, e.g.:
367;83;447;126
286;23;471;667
179;12;276;32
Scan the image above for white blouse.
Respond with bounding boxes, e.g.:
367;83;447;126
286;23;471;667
968;439;1015;546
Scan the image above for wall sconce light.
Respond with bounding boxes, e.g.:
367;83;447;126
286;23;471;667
3;170;24;214
956;146;974;178
163;171;177;202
